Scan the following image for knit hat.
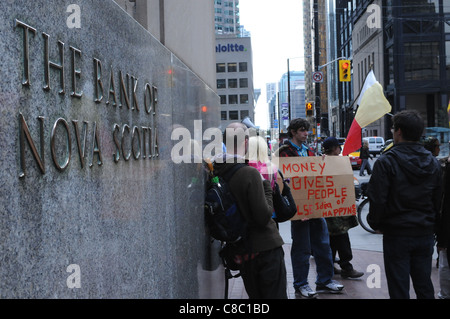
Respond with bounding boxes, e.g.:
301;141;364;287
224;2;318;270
323;137;340;151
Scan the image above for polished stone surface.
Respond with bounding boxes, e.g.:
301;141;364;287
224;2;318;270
0;0;222;298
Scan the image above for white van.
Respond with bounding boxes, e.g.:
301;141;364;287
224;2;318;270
363;136;385;156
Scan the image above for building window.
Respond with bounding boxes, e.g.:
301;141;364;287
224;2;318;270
240;110;249;119
228;79;238;88
240;94;249;104
401;0;438;14
228;95;238;104
239;78;248;88
221;111;227;120
216;63;226;73
217;79;226;89
220;95;227;104
239;62;247;72
228;63;237;72
404;42;439;81
229;111;239;120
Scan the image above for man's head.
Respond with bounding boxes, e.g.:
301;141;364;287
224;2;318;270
392;110;424;143
287;118;310;145
224;122;250;157
322;137;341;156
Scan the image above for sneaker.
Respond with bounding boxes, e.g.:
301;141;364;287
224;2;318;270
341;269;364;279
316;280;344;294
295;284;318;299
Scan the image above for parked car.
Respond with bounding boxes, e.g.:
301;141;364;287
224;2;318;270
349;149;362;169
363;136;385;156
341;144;362;169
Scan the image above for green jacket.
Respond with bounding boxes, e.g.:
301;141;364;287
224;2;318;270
214;161;284;253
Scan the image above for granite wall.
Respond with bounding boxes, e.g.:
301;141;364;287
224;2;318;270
0;0;224;298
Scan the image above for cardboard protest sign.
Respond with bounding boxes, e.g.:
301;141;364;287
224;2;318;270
274;156;356;220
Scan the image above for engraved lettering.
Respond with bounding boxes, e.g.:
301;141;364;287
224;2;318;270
141;126;149;159
69;46;83;98
106;66;117;106
132;126;141;159
144;83;152;114
121;124;131;161
93;58;104;103
119;71;130;109
51;118;71;172
131;76;139;111
42;33;65;94
113;124;121;163
72;120;88;168
15;20;37;86
19;113;45;177
90;122;103;167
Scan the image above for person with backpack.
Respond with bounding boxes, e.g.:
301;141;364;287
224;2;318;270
213;122;287;299
275;118;344;298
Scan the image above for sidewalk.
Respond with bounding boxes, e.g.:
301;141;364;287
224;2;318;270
227;244;440;299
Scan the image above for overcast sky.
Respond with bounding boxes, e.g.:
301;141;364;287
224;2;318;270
238;0;304;128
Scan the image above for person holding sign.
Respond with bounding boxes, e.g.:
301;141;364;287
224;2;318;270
276;119;344;298
367;110;442;299
322;137;363;279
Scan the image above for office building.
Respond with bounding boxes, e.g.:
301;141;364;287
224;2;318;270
215;37;255;128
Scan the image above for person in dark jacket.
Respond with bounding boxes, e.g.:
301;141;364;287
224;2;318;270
359;140;372;176
367;110;442;299
437;151;450;299
214;122;287;299
322;137;363;279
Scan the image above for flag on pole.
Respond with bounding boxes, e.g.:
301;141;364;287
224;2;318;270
342;70;392;156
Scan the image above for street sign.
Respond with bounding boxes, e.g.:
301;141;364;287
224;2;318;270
312;71;324;83
281;103;289;120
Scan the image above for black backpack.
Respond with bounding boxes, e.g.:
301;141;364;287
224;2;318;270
204;163;247;243
204;162;249;299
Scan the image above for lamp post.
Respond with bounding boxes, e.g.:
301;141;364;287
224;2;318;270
287;58;291;123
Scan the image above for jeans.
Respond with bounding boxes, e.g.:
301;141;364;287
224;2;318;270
360;158;372;175
291;218;334;288
383;234;435;299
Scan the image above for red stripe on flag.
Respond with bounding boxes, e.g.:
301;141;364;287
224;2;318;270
342;120;362;156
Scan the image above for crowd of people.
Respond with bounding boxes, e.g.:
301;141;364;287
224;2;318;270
211;110;450;299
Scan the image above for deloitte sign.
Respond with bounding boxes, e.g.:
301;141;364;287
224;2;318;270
216;43;246;53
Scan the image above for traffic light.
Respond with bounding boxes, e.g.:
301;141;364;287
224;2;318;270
306;102;314;117
339;60;351;82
